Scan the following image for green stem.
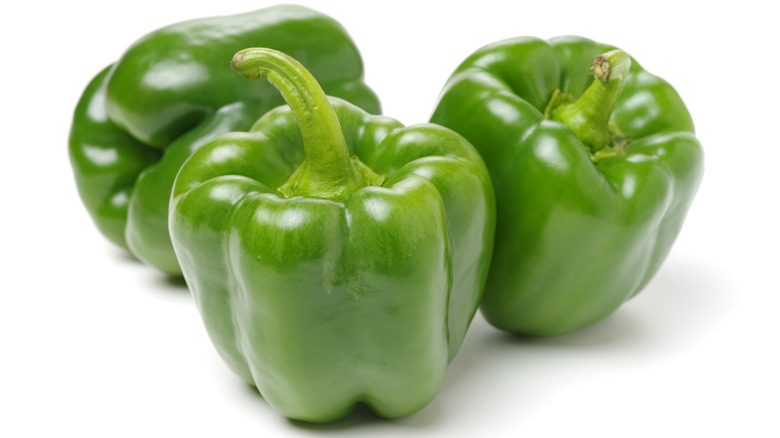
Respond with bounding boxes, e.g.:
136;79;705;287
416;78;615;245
231;48;383;201
548;49;631;153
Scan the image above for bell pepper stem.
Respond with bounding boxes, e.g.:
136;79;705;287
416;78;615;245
548;49;631;153
231;48;383;201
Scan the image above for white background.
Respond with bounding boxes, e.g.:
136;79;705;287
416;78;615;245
2;1;778;436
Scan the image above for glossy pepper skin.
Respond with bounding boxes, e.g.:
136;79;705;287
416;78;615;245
169;48;495;422
69;5;380;276
431;36;703;336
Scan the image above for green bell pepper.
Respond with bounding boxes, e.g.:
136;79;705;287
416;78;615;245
431;36;703;336
169;48;495;422
69;5;380;276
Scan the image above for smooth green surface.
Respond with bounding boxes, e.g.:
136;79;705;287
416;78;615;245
169;49;495;423
69;5;381;276
431;36;703;336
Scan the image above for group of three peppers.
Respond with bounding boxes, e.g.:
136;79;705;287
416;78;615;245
69;5;703;423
